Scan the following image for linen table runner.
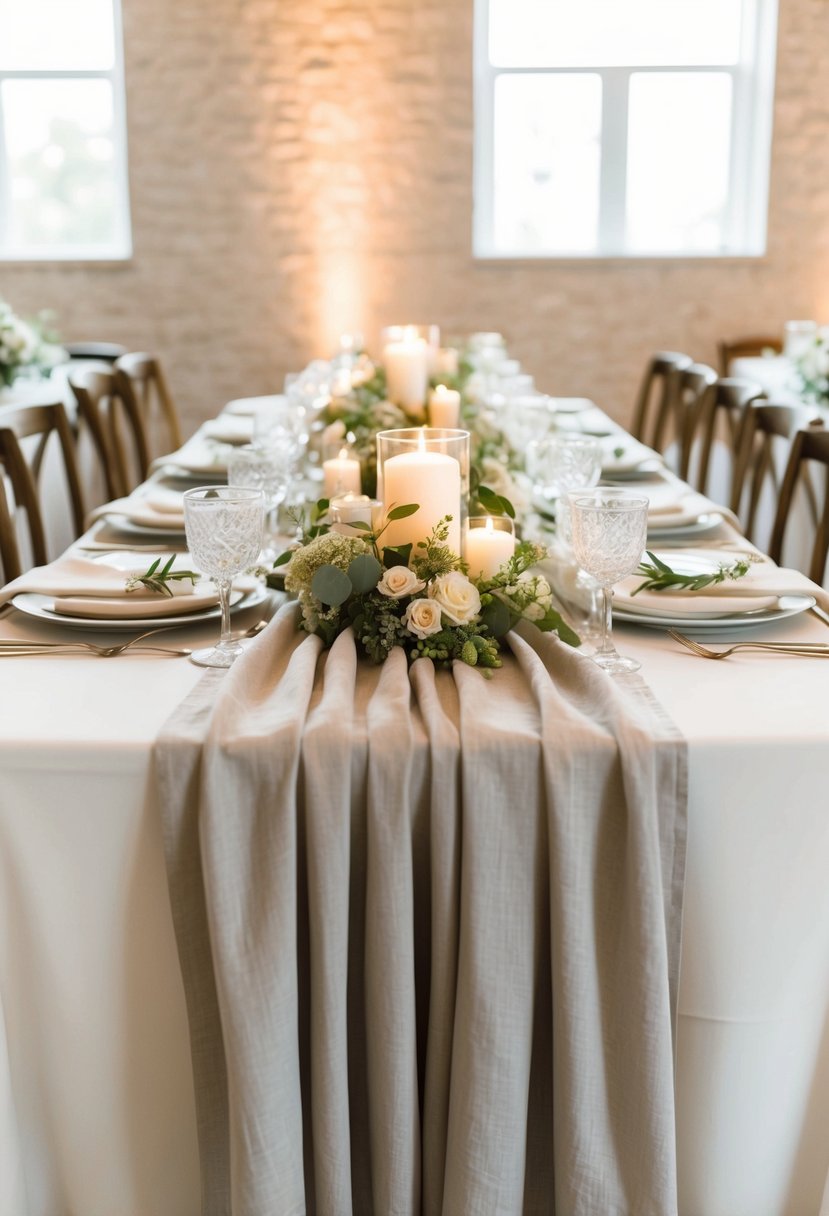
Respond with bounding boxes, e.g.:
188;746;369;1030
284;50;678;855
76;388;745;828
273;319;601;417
152;603;687;1216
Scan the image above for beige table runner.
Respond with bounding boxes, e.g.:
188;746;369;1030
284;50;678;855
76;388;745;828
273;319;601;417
152;603;687;1216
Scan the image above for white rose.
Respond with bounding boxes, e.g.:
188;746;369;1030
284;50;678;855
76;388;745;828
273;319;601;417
428;571;482;625
523;601;544;621
405;597;443;639
377;566;425;599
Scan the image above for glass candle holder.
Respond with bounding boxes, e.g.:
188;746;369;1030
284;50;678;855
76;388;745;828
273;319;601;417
465;515;516;580
381;324;441;404
328;492;383;537
376;427;470;559
321;442;362;498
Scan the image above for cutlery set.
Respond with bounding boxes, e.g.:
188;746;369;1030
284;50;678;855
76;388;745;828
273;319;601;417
0;618;269;659
669;630;829;660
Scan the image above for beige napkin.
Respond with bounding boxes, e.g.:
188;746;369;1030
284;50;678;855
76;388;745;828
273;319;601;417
601;434;662;475
203;416;255;445
615;551;829;617
86;487;186;531
643;481;720;530
0;554;220;618
223;394;285;418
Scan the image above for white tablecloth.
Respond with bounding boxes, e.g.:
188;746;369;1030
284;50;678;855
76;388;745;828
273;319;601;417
0;413;828;1214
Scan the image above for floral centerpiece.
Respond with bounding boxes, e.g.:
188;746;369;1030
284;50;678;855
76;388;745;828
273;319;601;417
276;499;578;671
789;325;829;406
0;298;66;388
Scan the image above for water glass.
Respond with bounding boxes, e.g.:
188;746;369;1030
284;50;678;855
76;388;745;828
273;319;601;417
183;486;265;668
228;443;293;560
570;490;648;675
526;433;602;503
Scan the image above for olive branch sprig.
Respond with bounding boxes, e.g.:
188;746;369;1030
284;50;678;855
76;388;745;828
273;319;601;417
632;550;752;595
125;555;201;598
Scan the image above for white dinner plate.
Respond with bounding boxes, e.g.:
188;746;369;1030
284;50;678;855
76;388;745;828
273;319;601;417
647;512;724;539
614;594;815;631
11;583;267;631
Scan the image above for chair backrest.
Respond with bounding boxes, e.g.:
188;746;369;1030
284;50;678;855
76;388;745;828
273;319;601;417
0;472;22;584
64;341;128;364
717;335;783;376
115;352;183;456
730;402;800;542
669;362;718;479
631;351;692;447
0;401;86;573
70;366;151;499
688;376;765;497
769;422;829;583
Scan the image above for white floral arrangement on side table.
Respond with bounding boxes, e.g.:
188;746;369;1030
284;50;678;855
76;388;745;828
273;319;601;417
0;298;66;388
789;325;829;406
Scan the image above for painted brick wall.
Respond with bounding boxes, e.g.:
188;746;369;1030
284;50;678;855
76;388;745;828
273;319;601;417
1;0;828;433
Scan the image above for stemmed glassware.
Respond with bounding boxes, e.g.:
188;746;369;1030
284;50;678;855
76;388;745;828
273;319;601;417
183;486;265;668
570;489;649;674
526;432;601;505
227;443;293;561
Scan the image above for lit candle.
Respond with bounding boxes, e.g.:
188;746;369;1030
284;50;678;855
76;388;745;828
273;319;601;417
436;346;459;376
323;448;362;497
381;431;461;557
429;384;461;428
465;516;516;580
329;492;379;537
383;335;429;413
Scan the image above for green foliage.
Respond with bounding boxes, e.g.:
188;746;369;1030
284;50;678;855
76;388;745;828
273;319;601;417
311;564;353;606
347;553;382;594
125;555;200;598
632;551;752;595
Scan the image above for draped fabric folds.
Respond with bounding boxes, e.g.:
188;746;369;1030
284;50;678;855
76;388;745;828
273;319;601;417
152;603;687;1216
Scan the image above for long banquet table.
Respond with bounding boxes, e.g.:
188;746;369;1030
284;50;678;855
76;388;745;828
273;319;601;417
0;396;828;1216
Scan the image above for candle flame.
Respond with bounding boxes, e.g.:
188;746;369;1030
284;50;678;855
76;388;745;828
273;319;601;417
485;516;494;533
418;429;426;452
338;447;350;460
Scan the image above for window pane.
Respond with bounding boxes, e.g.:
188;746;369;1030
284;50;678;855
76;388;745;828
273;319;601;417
0;0;115;70
626;73;732;254
492;73;601;254
1;79;121;252
489;0;742;68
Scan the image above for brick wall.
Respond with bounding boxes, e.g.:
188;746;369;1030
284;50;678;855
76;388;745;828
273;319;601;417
2;0;828;433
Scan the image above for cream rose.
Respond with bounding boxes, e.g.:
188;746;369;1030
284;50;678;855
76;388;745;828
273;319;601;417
405;597;443;639
377;566;425;599
428;571;482;626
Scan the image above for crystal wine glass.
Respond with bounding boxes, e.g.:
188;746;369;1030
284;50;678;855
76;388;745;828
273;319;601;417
183;486;265;668
570;489;649;674
227;443;293;561
526;433;602;504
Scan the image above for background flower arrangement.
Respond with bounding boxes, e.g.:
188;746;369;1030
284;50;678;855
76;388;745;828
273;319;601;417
277;500;578;670
0;298;66;388
789;326;829;406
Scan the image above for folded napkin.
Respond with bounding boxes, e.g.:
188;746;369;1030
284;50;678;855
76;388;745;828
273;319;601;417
203;416;255;445
0;555;220;619
615;551;829;617
224;394;286;418
643;481;718;531
152;440;229;476
601;435;662;475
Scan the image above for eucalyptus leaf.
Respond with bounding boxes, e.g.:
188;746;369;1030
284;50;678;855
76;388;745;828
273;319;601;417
480;598;512;639
272;550;293;568
348;552;383;594
311;564;352;606
387;502;420;521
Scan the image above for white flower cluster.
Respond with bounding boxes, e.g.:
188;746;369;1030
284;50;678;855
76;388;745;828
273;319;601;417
501;571;554;622
0;299;65;387
790;327;829;404
377;567;482;639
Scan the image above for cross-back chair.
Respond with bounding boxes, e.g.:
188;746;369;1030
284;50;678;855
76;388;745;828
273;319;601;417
0;402;86;577
64;341;128;364
666;362;718;480
686;376;765;498
717;335;783;376
115;352;183;457
0;474;21;585
631;351;692;450
768;423;829;584
730;402;801;543
70;366;151;499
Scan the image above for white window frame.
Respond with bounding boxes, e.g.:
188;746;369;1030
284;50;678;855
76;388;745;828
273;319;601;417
0;0;132;262
473;0;779;260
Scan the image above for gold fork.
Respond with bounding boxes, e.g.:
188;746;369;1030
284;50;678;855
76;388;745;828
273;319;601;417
0;617;270;658
668;630;829;660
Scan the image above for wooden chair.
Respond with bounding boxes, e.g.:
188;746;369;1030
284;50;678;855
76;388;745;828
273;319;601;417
768;422;829;583
631;351;692;449
687;376;765;498
717;335;783;376
730;402;800;542
0;402;86;576
70;367;151;498
115;352;183;457
0;474;22;584
665;362;718;480
64;341;128;364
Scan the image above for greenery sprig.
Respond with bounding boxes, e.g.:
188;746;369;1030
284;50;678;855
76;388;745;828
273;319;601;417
632;551;752;595
125;555;201;598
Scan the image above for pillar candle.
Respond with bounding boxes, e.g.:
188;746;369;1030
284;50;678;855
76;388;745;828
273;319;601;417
383;337;429;413
381;441;461;557
465;517;515;580
322;448;362;497
429;384;461;429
